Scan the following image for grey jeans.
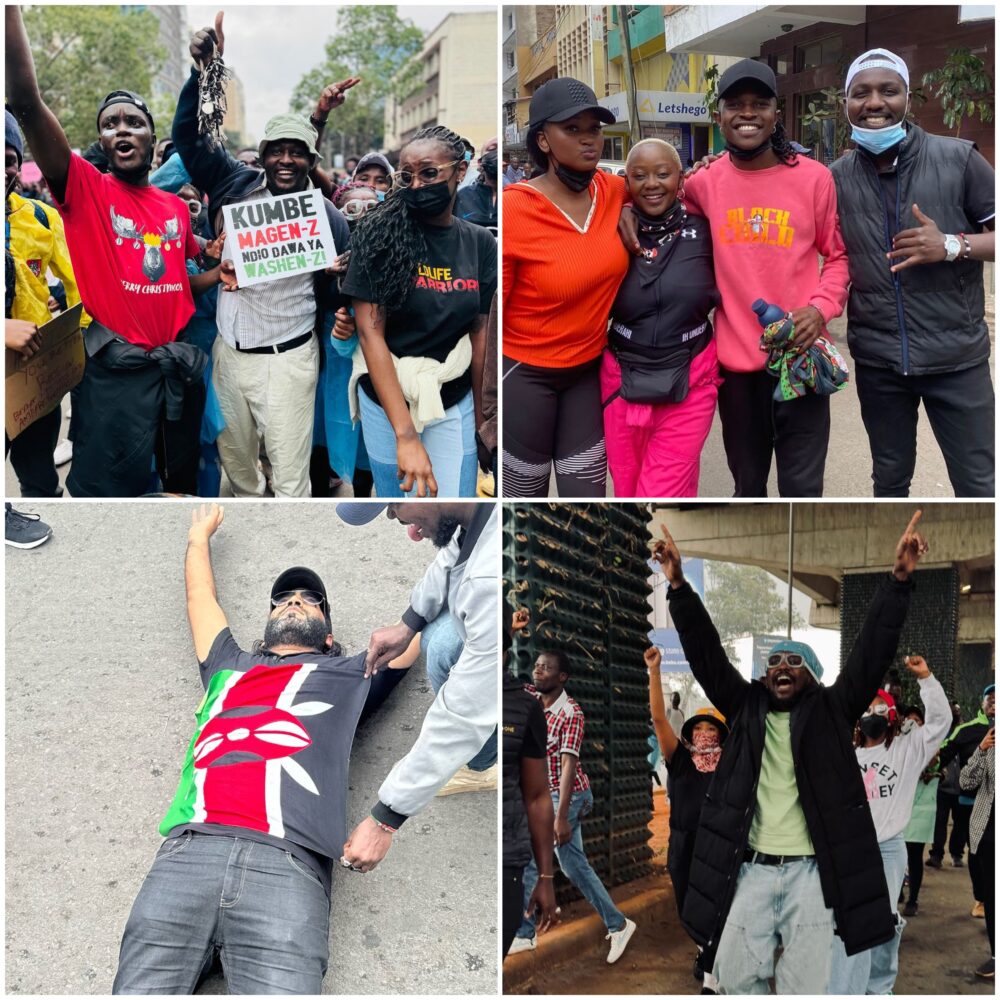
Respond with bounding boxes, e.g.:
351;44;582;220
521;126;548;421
113;831;330;995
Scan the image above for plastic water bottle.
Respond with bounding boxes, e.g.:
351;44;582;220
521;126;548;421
751;299;786;328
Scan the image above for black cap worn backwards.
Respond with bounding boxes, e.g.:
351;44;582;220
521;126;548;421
271;566;330;627
717;59;778;101
528;77;616;131
96;90;155;133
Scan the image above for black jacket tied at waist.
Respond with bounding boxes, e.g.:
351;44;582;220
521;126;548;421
67;322;208;497
669;574;912;958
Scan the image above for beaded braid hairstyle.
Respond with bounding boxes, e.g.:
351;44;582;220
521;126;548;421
348;124;466;313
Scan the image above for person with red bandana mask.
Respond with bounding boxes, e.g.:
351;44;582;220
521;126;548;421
648;646;728;993
828;654;950;994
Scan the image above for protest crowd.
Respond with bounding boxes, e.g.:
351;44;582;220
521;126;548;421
4;6;498;538
502;510;996;993
501;51;995;501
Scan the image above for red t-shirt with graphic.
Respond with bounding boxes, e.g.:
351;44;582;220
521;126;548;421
55;153;199;350
683;155;849;372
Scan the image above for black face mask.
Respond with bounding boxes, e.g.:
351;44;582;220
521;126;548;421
480;152;498;179
553;158;596;193
400;180;454;219
725;134;773;161
859;715;889;741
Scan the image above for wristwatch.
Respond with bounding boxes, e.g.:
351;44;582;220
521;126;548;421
943;234;962;262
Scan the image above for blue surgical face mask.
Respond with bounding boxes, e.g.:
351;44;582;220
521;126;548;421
850;101;908;155
376;190;386;202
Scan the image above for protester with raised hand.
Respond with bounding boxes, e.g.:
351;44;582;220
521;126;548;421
6;4;209;497
651;511;926;993
176;10;352;498
828;653;951;993
648;645;728;993
342;126;496;497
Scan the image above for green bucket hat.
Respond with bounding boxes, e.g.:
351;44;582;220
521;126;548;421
258;113;321;167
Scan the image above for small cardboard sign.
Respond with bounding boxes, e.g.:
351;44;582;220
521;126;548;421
222;188;336;288
5;303;84;441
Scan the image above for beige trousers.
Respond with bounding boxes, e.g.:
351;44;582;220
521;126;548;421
212;335;318;497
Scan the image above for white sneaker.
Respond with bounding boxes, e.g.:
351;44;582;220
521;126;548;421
606;917;636;964
507;935;536;955
53;438;73;466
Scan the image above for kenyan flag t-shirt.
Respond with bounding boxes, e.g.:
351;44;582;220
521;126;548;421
161;629;370;894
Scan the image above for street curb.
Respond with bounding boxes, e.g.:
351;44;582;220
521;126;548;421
503;880;673;993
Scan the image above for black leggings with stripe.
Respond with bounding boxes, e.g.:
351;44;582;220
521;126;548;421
501;355;606;497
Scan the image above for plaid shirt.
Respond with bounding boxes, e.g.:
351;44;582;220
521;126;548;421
525;684;591;795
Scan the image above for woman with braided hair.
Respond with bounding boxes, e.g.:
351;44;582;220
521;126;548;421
341;125;497;497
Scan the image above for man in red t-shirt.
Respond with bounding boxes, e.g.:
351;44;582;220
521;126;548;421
6;5;217;496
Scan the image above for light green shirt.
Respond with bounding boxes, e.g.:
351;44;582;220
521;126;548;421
748;711;815;855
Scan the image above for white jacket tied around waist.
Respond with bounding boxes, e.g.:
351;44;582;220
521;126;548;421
349;334;472;432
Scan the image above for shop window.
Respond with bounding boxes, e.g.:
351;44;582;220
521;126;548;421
602;136;624;161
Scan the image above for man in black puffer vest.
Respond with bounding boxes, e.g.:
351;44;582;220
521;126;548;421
652;510;928;994
830;48;995;498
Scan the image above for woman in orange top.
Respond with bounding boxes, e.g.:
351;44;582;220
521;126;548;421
502;78;630;497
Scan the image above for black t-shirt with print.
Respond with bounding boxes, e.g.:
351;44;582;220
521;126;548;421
343;215;498;410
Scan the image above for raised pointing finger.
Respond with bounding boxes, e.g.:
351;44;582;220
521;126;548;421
905;509;923;535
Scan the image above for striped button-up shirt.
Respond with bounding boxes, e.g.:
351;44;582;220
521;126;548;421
525;684;591;795
216;183;316;350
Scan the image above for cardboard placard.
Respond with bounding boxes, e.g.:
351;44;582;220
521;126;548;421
222;188;336;288
5;303;84;441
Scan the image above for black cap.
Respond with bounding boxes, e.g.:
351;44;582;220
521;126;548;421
717;59;778;101
528;77;616;130
96;90;155;133
271;566;330;626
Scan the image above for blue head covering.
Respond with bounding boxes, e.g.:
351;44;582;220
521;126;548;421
5;110;24;166
766;639;824;684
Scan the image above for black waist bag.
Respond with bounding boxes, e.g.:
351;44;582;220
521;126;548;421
607;327;711;405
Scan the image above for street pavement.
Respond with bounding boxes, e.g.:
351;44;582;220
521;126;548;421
5;503;497;995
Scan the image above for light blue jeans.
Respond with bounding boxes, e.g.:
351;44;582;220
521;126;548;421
113;832;330;994
421;614;496;770
714;857;834;994
828;833;908;995
358;388;478;497
516;788;626;939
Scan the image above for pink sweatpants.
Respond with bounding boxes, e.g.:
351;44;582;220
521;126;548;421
600;340;721;498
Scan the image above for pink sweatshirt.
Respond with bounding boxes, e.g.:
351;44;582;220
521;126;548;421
683;155;849;373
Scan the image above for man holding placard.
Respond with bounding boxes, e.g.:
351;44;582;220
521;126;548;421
175;12;351;498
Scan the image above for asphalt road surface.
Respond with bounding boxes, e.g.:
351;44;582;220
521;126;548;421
5;503;497;995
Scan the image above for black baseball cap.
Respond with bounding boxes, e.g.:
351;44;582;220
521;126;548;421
528;77;616;130
717;59;778;101
271;566;330;625
96;90;155;132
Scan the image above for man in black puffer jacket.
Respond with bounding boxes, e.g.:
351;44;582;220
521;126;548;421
830;48;995;499
652;510;928;994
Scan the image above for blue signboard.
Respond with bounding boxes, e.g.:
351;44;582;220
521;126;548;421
752;633;787;679
648;626;691;674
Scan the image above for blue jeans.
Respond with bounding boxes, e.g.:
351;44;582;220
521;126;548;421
113;832;330;994
358;388;478;497
516;788;626;939
714;857;834;994
828;833;908;994
422;614;496;770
